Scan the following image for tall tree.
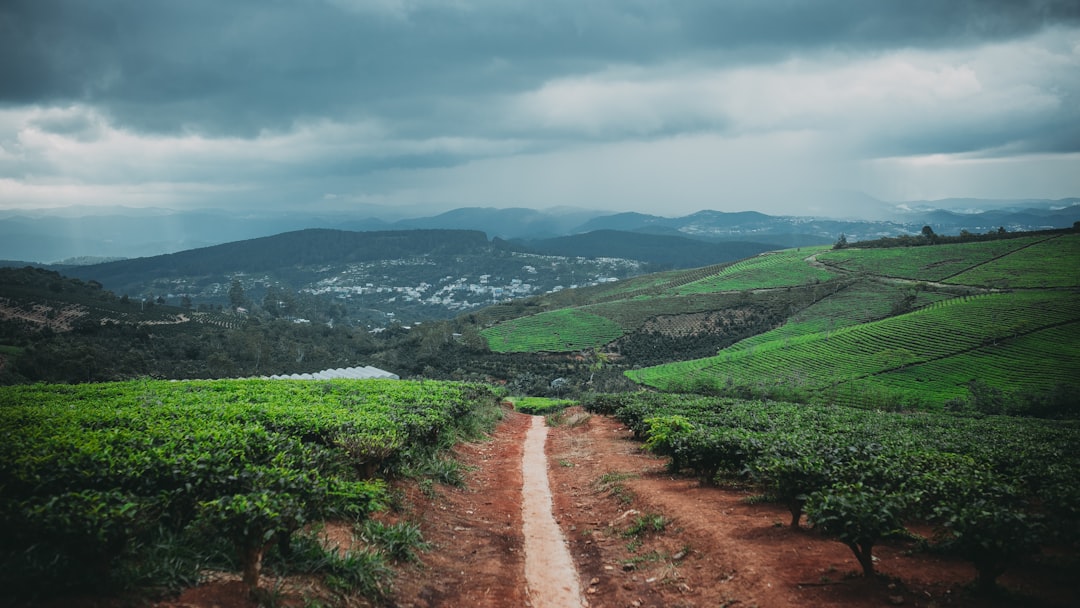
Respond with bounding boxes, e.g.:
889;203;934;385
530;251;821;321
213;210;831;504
228;279;247;309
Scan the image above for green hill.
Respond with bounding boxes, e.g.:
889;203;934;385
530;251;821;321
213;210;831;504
478;230;1080;411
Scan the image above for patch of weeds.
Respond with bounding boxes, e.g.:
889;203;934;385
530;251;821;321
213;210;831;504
626;538;643;553
623;550;667;566
558;459;575;467
597;471;635;485
623;512;668;538
384;487;408;513
885;527;924;542
741;493;772;505
427;457;470;487
255;577;288;607
417;477;436;498
268;531;393;603
545;410;567;427
321;548;393;601
656;561;682;585
714;473;755;490
609;484;634;505
445;400;505;444
596;471;637;506
553;411;591;428
110;524;233;596
404;453;471;487
359;520;428;564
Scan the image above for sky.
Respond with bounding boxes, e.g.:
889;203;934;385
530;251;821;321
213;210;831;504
1;0;1079;218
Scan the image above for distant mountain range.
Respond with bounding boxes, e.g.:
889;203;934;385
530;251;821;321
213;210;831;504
1;197;1077;263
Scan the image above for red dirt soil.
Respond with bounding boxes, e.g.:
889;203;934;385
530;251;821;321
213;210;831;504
65;406;1076;607
545;409;1076;608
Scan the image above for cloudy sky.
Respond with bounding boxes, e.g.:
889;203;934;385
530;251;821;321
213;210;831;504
2;0;1079;218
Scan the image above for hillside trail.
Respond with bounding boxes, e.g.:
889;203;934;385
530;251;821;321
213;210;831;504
156;405;1073;607
394;406;1073;608
521;415;586;607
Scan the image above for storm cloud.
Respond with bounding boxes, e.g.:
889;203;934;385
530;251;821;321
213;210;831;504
2;0;1078;215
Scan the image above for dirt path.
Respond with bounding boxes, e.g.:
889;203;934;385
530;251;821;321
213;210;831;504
391;409;530;607
149;405;1074;607
545;409;1075;608
521;415;585;607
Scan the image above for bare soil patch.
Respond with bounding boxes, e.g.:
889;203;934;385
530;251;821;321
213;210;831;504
546;409;1076;608
389;408;530;607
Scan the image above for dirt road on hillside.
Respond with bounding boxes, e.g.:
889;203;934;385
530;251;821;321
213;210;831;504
154;406;1074;607
399;407;1073;608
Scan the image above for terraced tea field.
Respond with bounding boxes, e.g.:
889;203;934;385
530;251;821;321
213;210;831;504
481;308;624;352
853;321;1080;406
627;290;1080;407
728;280;957;353
943;233;1080;288
814;235;1058;282
672;246;834;294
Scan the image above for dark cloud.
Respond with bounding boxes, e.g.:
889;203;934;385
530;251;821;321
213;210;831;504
0;1;1077;213
4;0;1077;137
686;0;1080;53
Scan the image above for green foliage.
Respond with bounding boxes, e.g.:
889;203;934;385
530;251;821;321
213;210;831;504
623;512;669;537
197;491;307;594
748;451;833;528
509;396;577;415
590;391;1080;588
931;480;1044;592
671;247;835;294
0;378;499;601
360;519;428;563
630;291;1080;409
402;452;469;487
815;235;1053;282
805;483;910;576
642;415;761;482
944;234;1080;288
482;308;624;353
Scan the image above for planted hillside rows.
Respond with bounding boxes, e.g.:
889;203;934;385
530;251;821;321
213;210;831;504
815;235;1052;282
0;379;500;597
730;280;956;354
944;234;1080;288
583;393;1080;586
629;291;1080;407
673;247;834;294
481;308;624;352
857;322;1080;403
